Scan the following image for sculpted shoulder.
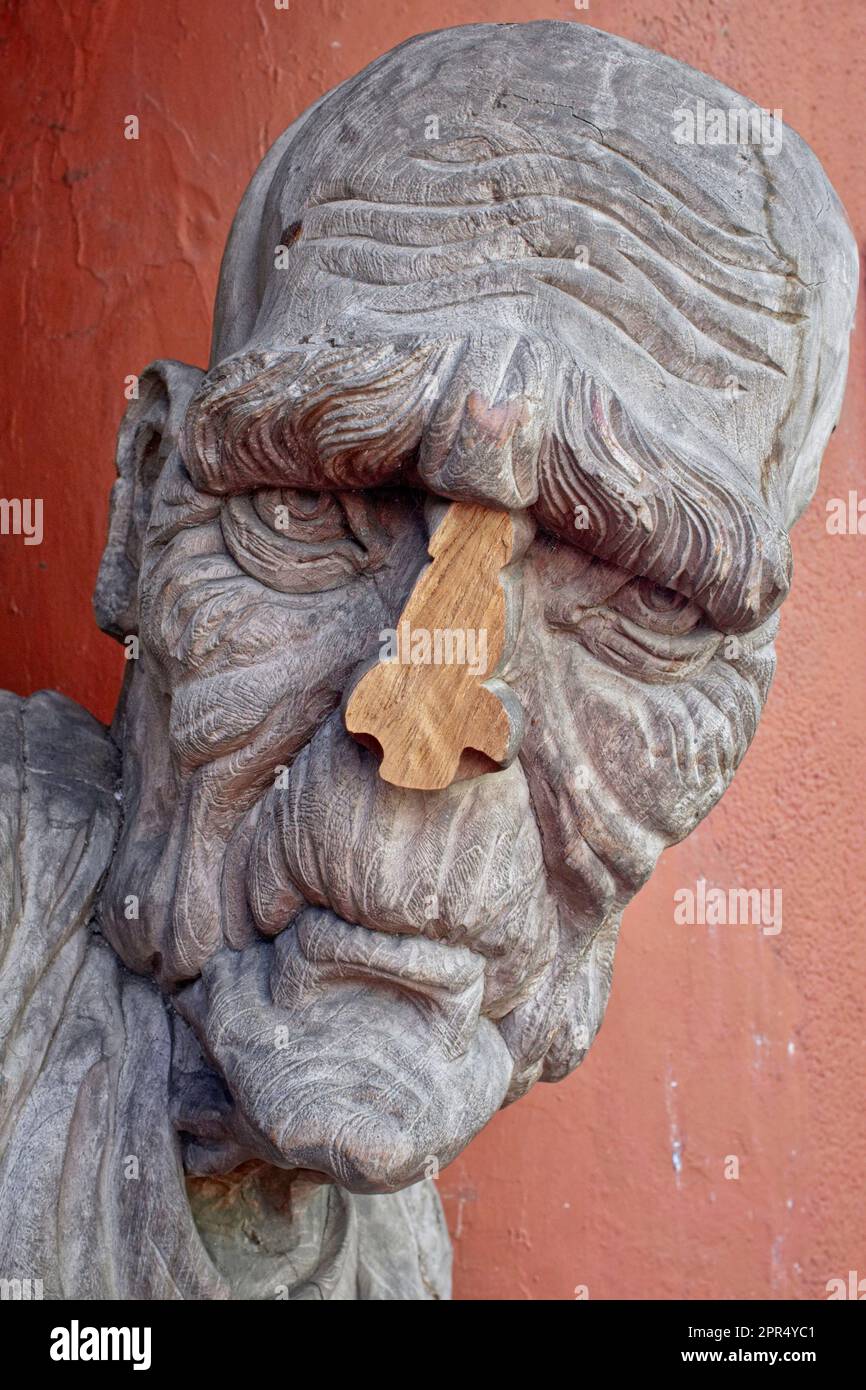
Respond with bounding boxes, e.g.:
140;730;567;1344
0;689;229;1300
0;688;120;952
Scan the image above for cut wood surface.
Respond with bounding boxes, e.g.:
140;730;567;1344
346;502;516;790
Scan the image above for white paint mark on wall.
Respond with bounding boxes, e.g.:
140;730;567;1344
665;1066;684;1189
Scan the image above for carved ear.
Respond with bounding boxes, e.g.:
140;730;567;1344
94;360;203;641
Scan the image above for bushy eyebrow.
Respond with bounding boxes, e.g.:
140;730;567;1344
185;328;791;636
533;371;791;633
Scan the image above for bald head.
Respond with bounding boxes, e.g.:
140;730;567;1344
189;22;857;636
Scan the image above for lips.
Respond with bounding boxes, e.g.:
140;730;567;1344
176;908;513;1192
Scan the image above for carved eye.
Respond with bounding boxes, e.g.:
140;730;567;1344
254;488;354;542
612;577;705;634
637;579;685;611
221;488;371;593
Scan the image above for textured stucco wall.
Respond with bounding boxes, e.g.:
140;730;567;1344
1;0;863;1300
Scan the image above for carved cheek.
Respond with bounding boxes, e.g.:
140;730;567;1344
139;497;428;775
501;561;758;905
514;611;766;882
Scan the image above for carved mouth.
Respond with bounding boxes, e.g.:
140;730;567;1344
273;909;487;1059
175;906;514;1192
173;714;560;1190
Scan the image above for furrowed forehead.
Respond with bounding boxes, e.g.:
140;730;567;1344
258;66;804;384
237;44;843;544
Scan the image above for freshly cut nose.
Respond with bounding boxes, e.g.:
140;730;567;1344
345;501;522;790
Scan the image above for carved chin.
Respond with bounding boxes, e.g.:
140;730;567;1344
175;911;513;1192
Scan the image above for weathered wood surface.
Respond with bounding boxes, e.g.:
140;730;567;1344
1;21;857;1300
0;692;451;1299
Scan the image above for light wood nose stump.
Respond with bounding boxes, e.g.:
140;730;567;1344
345;501;524;791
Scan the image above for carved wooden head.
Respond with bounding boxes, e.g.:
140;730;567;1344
94;23;856;1191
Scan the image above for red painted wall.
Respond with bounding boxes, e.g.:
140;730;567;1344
2;0;864;1301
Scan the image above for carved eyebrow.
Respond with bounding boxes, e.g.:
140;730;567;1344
185;330;792;634
534;373;792;634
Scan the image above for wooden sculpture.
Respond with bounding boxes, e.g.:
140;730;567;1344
0;20;856;1304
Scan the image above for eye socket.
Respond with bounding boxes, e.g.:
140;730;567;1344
221;488;370;593
636;579;686;611
253;488;353;542
611;576;705;634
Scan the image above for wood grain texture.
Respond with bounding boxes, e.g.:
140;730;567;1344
345;501;517;790
1;19;857;1302
0;692;451;1299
